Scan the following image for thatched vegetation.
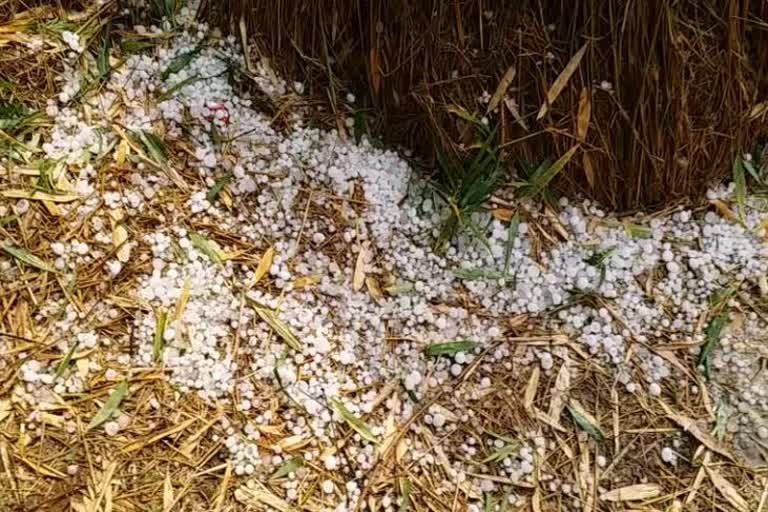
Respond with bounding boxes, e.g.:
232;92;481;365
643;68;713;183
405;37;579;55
207;0;768;210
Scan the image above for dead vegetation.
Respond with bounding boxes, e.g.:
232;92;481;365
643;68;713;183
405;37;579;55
208;0;768;210
0;1;767;512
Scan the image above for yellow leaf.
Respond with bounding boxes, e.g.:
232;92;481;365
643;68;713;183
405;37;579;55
487;66;516;114
252;247;274;285
706;466;749;512
113;225;130;263
293;275;320;288
576;87;591;140
1;190;79;202
537;43;588;120
600;483;661;502
583;152;595;189
353;248;367;291
115;138;128;166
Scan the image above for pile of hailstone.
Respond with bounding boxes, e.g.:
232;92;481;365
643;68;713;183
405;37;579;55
6;4;768;510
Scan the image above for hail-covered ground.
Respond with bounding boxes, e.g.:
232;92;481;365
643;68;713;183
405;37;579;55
2;5;768;512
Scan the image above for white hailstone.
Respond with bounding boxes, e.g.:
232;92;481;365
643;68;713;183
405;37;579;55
660;447;676;464
403;371;422;391
346;93;356;103
322;480;335;494
432;413;446;428
596;455;607;467
104;421;120;437
648;382;662;396
66;464;79;476
323;454;338;470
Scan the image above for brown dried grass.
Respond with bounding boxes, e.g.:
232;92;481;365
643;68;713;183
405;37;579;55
206;0;768;210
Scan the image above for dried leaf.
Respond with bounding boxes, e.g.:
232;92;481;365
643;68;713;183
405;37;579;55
253;247;274;285
660;403;735;462
503;97;528;131
600;483;661;502
353;248;367;291
488;66;516;113
424;340;477;357
87;380;128;430
115;138;128;165
163;472;174;512
370;47;381;96
524;367;540;411
235;482;292;512
113;225;130;263
1;243;56;273
537;43;588;120
398;478;413;512
582;152;595;189
576;87;591;140
330;398;379;445
706;466;749;512
366;276;382;299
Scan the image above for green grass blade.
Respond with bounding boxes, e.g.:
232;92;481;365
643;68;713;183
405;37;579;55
398;478;413;512
152;310;167;363
248;301;303;351
733;155;746;220
454;267;504;281
1;243;57;273
87;380;129;430
567;402;604;442
161;46;202;80
424;340;477;356
189;232;223;264
330;398;379;445
54;340;80;378
698;312;728;380
206;175;231;203
270;457;303;480
520;145;578;199
503;212;520;274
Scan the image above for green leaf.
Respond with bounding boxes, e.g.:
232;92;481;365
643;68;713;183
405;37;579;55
623;222;651;239
158;74;201;101
206;175;231;203
189;232;223;264
0;101;30;131
330;398;379;445
121;39;156;54
698;312;728;380
454;267;504;281
482;441;520;464
424;340;477;357
152;309;167;363
54;340;80;378
0;214;19;227
519;145;578;199
733;155;746;220
398;478;413;512
96;28;112;78
585;245;616;268
270;457;304;480
567;402;604;442
161;46;203;80
248;300;303;351
87;380;129;430
353;111;368;144
1;243;57;273
503;212;520;274
135;130;168;164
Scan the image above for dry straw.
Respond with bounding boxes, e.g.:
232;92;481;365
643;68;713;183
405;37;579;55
207;0;768;210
